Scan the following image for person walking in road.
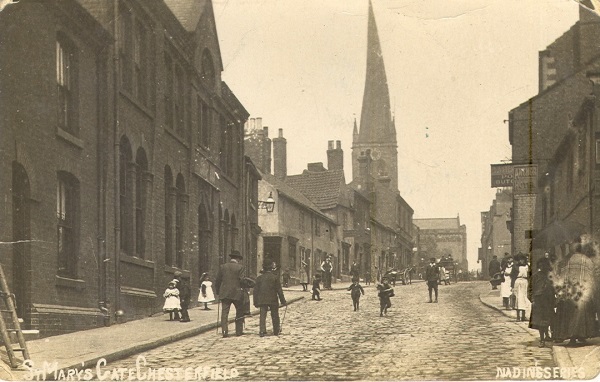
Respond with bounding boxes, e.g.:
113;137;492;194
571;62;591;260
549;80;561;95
253;263;287;337
425;258;439;303
377;277;394;316
215;250;245;338
198;272;215;310
174;271;191;322
163;281;181;321
350;261;360;282
312;274;322;301
347;280;365;311
299;261;309;291
321;256;333;289
282;268;290;288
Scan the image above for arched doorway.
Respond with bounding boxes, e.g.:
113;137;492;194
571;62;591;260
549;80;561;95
12;162;31;328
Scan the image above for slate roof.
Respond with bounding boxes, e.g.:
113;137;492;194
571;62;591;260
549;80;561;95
413;218;460;231
260;172;335;224
163;0;208;31
285;169;346;210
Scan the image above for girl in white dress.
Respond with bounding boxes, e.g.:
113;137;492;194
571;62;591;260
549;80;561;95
198;272;215;310
163;281;181;320
512;254;530;321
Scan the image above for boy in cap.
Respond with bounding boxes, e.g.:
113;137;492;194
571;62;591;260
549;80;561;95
312;273;322;301
347;280;365;311
425;257;439;303
174;271;191;322
253;263;287;337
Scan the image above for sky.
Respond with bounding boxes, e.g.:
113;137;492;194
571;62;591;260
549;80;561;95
212;0;582;271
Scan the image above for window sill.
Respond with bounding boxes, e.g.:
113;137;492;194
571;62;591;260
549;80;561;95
56;127;84;149
165;128;190;149
55;275;86;290
119;89;154;119
120;254;155;269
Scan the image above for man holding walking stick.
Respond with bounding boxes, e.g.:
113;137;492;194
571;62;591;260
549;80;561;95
253;262;286;337
215;250;245;338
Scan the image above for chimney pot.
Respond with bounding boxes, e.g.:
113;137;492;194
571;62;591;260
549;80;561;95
278;128;283;138
256;117;262;130
336;140;341;149
263;126;268;137
328;140;334;150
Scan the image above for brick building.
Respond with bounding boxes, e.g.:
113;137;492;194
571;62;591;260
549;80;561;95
508;5;600;258
413;217;468;273
0;0;255;336
479;189;513;277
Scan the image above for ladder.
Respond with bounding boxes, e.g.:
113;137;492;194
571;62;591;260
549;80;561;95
0;265;29;368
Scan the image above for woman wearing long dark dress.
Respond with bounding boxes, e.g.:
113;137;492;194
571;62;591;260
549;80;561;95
530;261;555;347
554;236;598;345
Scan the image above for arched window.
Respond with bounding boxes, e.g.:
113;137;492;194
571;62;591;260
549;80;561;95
164;166;173;266
119;136;133;256
135;148;148;258
175;174;186;269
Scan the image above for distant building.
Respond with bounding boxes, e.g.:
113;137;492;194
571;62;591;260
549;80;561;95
413;216;468;272
479;189;513;277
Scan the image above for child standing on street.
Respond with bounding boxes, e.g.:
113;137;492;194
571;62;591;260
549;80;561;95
198;272;215;310
163;280;181;320
347;280;365;311
377;277;394;317
312;274;322;301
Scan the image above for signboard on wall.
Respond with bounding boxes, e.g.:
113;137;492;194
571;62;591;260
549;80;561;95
513;164;538;195
490;163;514;187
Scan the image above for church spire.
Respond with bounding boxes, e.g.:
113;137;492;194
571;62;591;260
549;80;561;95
358;0;394;144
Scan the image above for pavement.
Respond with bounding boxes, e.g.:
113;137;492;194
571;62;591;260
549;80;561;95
0;294;305;381
479;287;600;380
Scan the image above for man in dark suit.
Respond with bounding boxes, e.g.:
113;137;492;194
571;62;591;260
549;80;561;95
425;257;439;303
215;250;245;337
488;255;502;289
253;263;287;337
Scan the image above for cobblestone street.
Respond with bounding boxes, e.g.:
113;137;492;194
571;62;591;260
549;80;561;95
110;281;555;380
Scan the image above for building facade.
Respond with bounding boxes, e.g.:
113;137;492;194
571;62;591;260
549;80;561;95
413;217;468;273
509;5;600;259
0;0;254;337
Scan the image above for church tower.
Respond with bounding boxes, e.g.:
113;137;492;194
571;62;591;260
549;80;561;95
352;0;398;190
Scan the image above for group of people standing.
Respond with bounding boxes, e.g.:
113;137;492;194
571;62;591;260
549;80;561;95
492;233;600;348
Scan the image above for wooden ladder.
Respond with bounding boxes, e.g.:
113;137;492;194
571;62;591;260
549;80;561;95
0;265;29;368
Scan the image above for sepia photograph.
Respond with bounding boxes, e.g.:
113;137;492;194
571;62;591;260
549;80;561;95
0;0;600;380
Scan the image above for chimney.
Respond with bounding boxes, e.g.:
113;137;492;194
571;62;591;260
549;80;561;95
327;140;343;171
273;128;287;179
263;126;272;174
307;162;326;172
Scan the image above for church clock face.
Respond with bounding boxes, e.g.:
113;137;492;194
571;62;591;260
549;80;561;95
370;149;381;161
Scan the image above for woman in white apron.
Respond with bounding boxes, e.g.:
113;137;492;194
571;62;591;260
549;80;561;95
500;256;514;309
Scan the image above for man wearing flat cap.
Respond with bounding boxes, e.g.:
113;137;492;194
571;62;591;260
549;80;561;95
215;250;245;337
425;257;439;303
253;262;287;337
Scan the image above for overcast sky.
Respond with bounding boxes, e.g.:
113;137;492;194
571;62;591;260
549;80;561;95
213;0;582;270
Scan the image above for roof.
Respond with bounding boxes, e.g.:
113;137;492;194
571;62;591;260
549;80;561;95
285;169;346;210
260;172;336;225
413;218;460;231
163;0;208;31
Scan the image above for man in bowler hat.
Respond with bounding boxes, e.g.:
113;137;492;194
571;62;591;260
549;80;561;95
425;257;439;303
215;250;245;337
174;271;191;322
253;263;287;337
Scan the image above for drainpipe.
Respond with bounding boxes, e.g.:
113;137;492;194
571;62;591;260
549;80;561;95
113;0;122;322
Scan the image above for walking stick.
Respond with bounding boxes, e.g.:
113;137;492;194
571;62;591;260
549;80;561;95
216;299;220;334
279;304;288;334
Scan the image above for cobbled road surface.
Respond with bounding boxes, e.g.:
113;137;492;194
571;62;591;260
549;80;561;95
110;281;555;380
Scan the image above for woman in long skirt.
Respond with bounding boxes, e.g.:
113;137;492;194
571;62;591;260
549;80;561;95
500;256;514;309
511;254;530;322
299;261;309;291
530;261;555;347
